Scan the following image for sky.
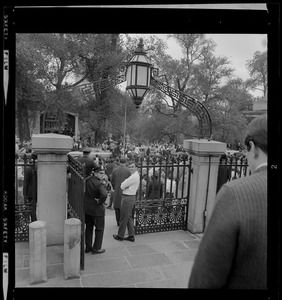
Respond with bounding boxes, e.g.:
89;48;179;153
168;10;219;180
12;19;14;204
168;34;267;81
127;33;267;97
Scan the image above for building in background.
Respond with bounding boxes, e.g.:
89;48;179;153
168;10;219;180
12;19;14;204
32;111;79;141
242;96;267;122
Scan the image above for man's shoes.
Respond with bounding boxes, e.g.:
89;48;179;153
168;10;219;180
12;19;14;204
91;248;105;254
113;234;123;241
85;247;92;253
107;206;112;209
124;236;135;242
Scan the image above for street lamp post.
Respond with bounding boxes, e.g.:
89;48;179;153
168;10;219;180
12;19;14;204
125;38;152;109
123;93;127;156
124;38;212;139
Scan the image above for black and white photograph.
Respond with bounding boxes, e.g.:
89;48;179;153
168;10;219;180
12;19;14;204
2;3;280;299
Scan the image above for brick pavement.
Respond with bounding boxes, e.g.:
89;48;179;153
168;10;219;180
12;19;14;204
15;208;202;288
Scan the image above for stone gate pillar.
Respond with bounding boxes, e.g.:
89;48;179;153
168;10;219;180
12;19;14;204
32;133;73;245
183;139;226;233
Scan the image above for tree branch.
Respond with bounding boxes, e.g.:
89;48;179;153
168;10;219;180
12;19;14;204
155;105;178;118
62;74;90;90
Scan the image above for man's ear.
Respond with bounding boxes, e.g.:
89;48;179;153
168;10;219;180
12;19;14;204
250;141;259;159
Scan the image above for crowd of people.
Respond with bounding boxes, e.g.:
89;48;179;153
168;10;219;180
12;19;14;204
81;150;140;254
15;114;268;289
80;146;188;254
80;115;268;290
73;135;188;159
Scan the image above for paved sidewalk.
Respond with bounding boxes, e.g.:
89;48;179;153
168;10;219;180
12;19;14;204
16;208;202;288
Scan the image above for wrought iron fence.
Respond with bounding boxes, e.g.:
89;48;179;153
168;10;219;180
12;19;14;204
133;154;192;234
15;154;37;242
67;155;86;270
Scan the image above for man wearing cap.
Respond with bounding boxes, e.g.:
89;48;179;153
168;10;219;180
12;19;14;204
78;148;95;177
84;163;108;254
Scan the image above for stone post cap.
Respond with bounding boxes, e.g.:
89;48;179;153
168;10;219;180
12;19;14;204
32;133;73;154
29;220;46;229
183;139;226;156
65;218;81;226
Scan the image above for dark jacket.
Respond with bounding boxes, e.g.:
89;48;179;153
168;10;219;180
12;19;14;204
146;179;163;199
216;165;231;193
84;176;108;216
105;162;116;180
78;155;95;177
23;165;37;202
111;165;131;209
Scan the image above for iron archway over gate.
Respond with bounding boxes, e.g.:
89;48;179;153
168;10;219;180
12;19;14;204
65;74;212;140
63;38;212;140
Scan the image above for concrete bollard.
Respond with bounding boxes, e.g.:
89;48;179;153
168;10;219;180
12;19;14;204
29;221;47;284
64;218;81;279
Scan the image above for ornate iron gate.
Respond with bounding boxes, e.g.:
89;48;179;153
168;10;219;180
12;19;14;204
15;204;32;242
67;155;86;270
15;154;37;242
134;155;192;234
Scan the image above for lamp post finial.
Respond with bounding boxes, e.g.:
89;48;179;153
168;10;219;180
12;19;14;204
137;38;145;52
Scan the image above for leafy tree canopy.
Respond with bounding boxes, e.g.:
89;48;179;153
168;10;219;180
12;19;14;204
16;33;264;147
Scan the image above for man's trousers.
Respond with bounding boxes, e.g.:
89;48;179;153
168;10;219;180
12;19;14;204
118;195;135;238
85;214;105;251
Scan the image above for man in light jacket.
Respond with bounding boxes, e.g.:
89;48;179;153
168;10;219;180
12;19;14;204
113;161;140;242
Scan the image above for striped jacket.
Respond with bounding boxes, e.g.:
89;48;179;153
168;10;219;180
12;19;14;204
189;166;267;289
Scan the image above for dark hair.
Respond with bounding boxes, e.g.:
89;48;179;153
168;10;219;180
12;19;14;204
128;160;137;167
244;114;267;154
120;157;127;164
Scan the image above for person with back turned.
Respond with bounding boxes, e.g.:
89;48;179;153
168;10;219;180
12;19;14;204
23;156;37;222
111;157;131;226
189;115;267;289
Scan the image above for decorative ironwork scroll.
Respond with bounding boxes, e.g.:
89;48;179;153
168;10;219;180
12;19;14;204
15;204;31;242
67;72;126;102
135;199;188;234
151;77;212;139
15;156;37;242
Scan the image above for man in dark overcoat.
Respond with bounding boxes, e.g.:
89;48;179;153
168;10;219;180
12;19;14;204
216;154;232;194
84;163;108;254
146;171;163;200
23;163;37;222
111;157;131;226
